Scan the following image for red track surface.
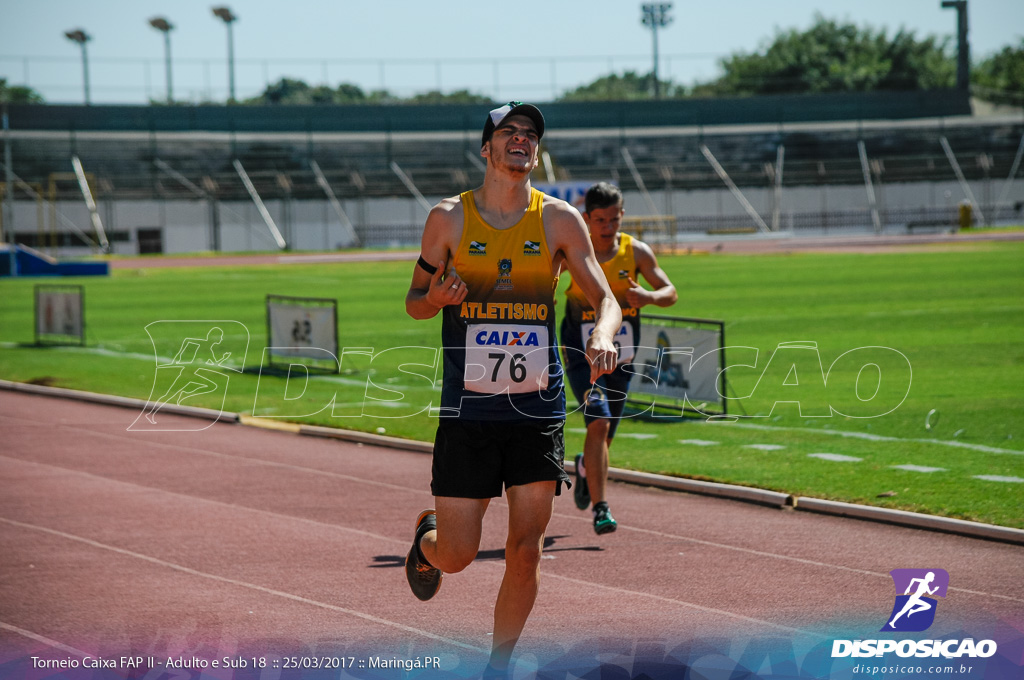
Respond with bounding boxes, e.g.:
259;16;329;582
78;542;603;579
1;390;1022;677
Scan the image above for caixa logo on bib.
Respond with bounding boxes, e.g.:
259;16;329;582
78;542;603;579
882;568;949;632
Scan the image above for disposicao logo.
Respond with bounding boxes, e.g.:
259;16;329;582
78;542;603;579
882;568;948;632
129;320;249;432
831;568;998;660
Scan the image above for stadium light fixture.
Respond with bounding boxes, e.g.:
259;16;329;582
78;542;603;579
211;6;238;103
640;4;673;99
63;28;92;105
148;17;175;103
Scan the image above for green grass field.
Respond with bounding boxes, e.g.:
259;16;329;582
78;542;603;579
1;240;1022;528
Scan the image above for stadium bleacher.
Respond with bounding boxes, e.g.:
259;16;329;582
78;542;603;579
2;90;1022;255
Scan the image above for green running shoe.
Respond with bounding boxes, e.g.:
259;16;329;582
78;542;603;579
593;501;617;535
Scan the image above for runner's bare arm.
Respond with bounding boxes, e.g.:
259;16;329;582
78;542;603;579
545;200;621;381
625;239;678;309
406;199;467;320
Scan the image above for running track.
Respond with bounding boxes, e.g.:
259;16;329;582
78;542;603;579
1;390;1022;678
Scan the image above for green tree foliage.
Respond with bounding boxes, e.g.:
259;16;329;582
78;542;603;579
243;77;329;105
0;78;45;104
973;40;1024;102
691;15;955;96
406;89;492;104
159;19;1020;107
336;83;370;104
558;70;681;101
243;78;489;105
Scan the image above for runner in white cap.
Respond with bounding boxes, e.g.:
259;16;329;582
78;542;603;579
403;102;622;676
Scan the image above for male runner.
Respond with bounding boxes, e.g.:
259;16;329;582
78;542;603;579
403;102;621;674
561;182;677;534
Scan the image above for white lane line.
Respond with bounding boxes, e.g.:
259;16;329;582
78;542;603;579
0;475;818;643
0;415;422;496
24;345;426;391
6;429;1021;608
0;516;485;655
891;464;946;473
607;518;1024;604
808;453;862;462
5;372;1019;456
744;444;786;451
544;572;825;640
678;439;720;446
973;475;1024;483
0;457;936;641
0;455;414;548
705;420;1023;456
569;430;658;440
0;621;94;657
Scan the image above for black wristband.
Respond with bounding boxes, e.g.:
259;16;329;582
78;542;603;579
417;256;438;275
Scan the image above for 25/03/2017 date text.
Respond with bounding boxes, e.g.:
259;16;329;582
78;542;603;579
279;657;443;671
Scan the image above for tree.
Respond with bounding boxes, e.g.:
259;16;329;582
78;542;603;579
407;89;491;105
243;78;396;105
336;83;369;104
0;78;44;104
559;70;681;101
364;89;398;104
691;15;955;96
245;77;319;105
241;78;494;106
973;40;1024;104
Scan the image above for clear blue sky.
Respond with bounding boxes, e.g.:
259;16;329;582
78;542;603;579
2;0;1021;104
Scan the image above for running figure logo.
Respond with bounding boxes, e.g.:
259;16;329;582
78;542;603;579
881;568;949;632
130;321;249;431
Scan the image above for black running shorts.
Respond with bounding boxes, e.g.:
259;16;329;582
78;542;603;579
430;419;570;499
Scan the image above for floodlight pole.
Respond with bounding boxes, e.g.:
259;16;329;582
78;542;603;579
64;29;92;105
641;3;673;99
3;106;16;276
212;7;238;103
149;17;174;103
941;0;970;91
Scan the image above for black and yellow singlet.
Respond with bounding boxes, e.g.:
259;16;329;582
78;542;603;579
562;232;640;364
439;188;565;419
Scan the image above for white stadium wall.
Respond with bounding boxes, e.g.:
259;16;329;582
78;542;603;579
9;176;1020;258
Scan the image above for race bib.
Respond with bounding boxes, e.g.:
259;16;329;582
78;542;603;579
465;324;550;394
582;321;635;364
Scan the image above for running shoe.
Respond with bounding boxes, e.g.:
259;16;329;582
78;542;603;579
405;509;442;601
573;453;590;510
592;501;617;535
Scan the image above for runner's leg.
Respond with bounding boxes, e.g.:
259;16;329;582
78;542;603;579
583;418;611;505
419;496;490;574
489;480;556;670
